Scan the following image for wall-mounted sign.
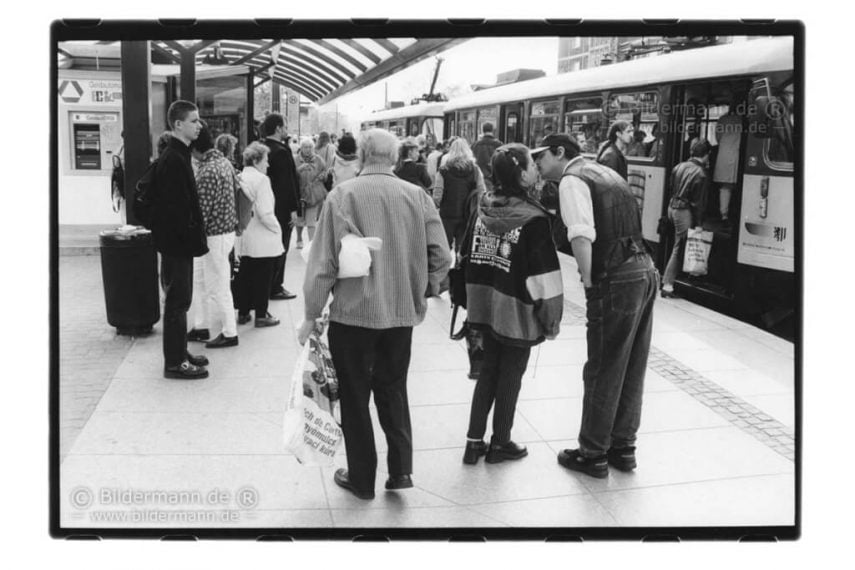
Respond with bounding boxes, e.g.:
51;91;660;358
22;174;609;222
59;78;123;106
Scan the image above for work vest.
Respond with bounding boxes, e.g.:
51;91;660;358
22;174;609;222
565;159;646;279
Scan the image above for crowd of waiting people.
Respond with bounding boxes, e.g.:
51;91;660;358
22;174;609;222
145;98;728;499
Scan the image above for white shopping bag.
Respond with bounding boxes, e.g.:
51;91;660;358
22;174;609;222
283;326;343;466
337;234;382;278
682;227;714;276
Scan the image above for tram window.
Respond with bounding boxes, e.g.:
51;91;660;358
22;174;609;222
607;92;659;161
409;120;420;137
505;113;520;143
563;97;605;155
459;110;476;143
766;80;794;167
530;100;560;146
476;107;498;137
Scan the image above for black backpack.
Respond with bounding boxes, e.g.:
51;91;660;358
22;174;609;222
133;160;158;229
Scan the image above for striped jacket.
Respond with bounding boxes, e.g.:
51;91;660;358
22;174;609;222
465;193;563;347
302;163;452;329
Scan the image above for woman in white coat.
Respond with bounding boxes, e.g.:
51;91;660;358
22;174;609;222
235;141;285;327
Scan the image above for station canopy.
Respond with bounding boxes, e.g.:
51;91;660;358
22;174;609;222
58;38;468;104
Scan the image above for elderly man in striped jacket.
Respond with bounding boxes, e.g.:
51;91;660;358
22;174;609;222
298;128;451;501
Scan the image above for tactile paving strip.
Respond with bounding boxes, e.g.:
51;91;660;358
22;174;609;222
564;299;795;462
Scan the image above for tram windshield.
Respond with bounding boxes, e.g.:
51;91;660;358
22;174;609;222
767;78;794;166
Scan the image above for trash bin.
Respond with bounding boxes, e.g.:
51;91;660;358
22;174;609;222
99;226;160;335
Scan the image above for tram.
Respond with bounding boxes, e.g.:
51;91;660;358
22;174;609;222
360;102;445;146
443;37;796;338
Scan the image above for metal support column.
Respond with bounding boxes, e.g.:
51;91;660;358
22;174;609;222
271;82;281;113
180;52;196;103
120;41;152;226
247;69;255;142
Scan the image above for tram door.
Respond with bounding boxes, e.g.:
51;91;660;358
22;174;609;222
501;103;523;143
668;81;751;299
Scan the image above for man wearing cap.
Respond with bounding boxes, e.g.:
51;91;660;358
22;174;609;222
533;133;658;479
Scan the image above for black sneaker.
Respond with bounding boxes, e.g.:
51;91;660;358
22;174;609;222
205;334;239;349
462;440;488;465
557;449;608;479
187;328;210;342
164;360;209;380
485;440;528;464
660;289;678;299
607;446;637;472
237;313;252;325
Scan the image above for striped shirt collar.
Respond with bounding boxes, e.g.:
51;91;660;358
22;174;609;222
561;155;586;175
359;163;395;176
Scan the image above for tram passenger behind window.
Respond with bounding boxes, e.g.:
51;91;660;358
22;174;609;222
625;130;648;157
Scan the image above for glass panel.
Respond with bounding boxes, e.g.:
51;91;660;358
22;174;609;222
767;78;794;167
197;74;247;149
563;97;605;155
607;92;659;160
476;107;498;137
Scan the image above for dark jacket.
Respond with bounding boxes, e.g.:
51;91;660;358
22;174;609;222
264;136;301;220
395;160;432;191
151;137;208;257
669;157;708;224
565;158;645;281
596;143;628;181
471;134;503;188
438;162;479;219
464;193;563;347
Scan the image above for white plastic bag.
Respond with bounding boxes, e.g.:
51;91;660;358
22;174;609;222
682;227;714;276
283;327;343;466
337;234;382;278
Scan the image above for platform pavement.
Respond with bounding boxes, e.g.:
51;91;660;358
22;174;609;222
58;238;796;530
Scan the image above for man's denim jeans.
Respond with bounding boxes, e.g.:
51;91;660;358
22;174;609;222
578;253;659;457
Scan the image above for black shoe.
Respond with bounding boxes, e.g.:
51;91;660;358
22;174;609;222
237;313;252;325
187;328;210;342
660;289;678;299
270;290;297;300
164;360;209;380
185;352;209;367
205;334;239;349
385;474;413;490
485;440;528;464
255;313;280;328
333;468;374;500
607;446;637;472
462;440;488;465
557;449;608;479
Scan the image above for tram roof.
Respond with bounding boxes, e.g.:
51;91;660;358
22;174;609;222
57;38;467;104
444;36;794;112
363;102;447;122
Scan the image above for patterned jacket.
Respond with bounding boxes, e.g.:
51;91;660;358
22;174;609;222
195;149;238;237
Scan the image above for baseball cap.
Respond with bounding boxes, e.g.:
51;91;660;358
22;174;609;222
530;133;581;158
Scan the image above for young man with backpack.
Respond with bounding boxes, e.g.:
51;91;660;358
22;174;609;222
149;100;210;380
534;133;658;479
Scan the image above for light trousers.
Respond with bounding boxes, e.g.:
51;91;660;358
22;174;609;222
189;232;237;337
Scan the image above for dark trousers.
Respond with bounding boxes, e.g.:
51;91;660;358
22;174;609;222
270;220;294;295
466;333;531;444
160;253;194;367
441;216;466;255
579;254;659;457
235;256;276;318
328;322;414;493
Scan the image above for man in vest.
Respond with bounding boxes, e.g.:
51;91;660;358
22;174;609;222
533;133;658;478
